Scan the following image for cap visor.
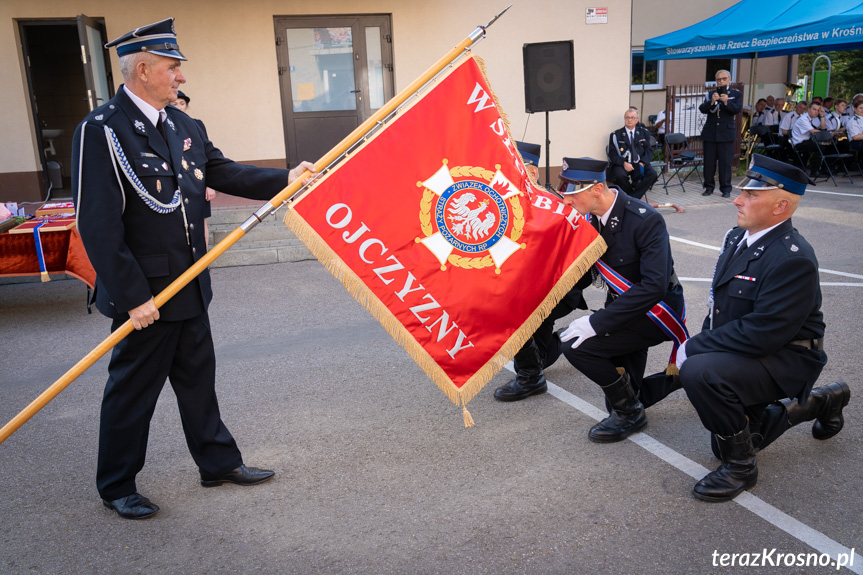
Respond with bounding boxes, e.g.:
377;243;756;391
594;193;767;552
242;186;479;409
150;48;187;60
560;181;594;195
736;178;777;191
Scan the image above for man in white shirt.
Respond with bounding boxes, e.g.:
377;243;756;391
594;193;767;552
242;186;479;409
791;102;827;176
779;101;807;136
748;98;768;127
762;95;780;126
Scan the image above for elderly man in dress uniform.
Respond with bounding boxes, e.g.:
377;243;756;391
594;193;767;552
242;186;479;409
700;70;742;198
607;108;657;200
72;19;315;519
492;143;587;401
678;155;850;502
554;158;686;442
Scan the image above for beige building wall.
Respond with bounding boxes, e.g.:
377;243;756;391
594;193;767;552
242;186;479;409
1;0;632;202
631;0;796;118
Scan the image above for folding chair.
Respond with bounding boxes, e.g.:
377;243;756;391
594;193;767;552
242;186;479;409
663;132;702;192
750;124;783;159
640;136;683;213
648;135;668;192
811;130;854;186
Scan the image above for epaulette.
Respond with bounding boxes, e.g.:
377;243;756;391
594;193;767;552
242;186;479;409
622;197;656;218
83;102;119;126
778;229;813;256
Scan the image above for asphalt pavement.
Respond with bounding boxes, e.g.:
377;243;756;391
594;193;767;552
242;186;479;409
1;178;861;574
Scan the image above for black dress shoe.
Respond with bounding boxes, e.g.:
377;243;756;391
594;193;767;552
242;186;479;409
102;492;159;519
200;464;275;487
701;190;714;196
721;191;731;198
493;374;547;401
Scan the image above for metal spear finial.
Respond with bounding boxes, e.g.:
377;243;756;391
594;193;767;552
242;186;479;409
483;5;513;30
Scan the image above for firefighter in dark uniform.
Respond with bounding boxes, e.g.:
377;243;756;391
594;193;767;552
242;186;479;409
556;158;686;442
700;69;742;198
678;154;850;502
72;19;315;519
607;108;658;200
492;143;586;401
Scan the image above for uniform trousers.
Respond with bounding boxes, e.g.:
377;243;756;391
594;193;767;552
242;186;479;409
97;312;243;500
679;351;787;437
561;314;668;392
609;164;658;200
702;140;734;195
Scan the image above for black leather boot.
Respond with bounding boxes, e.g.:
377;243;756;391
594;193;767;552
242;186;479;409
588;372;647;443
693;423;758;502
800;382;850;440
494;339;547;401
711;382;852;459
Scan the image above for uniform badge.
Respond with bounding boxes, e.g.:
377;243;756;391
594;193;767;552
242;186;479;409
194;168;204;180
142;163;149;168
182;158;189;170
157;180;162;192
134;119;146;133
162;162;169;171
639;208;646;214
183;138;192;151
95;114;104;121
791;244;799;252
610;216;620;229
167;118;176;131
141;152;157;158
416;160;525;272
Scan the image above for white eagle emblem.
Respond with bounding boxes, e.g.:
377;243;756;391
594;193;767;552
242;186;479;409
447;192;496;240
167;118;176;131
790;244;799;252
134;120;146;132
639;208;646;213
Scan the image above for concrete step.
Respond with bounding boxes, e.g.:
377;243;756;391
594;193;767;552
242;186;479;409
205;206;313;267
209;239;315;268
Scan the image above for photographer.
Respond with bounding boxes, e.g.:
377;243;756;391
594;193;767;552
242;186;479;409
699;70;741;198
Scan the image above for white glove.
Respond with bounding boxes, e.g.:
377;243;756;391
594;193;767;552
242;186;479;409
675;340;689;370
560;315;596;349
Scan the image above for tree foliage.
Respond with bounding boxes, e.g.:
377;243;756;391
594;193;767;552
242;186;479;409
798;50;863;101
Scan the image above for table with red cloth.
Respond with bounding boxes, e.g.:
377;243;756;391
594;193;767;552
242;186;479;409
0;226;96;288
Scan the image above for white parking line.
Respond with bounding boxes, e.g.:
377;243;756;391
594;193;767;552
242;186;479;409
669;236;863;281
805;189;863;197
543;379;863;573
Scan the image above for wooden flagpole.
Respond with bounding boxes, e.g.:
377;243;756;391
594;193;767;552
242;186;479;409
0;6;512;445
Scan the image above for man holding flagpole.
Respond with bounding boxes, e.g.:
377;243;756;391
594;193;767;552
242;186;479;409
555;158;686;443
72;18;314;519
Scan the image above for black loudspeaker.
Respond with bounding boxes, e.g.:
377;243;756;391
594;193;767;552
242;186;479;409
523;41;575;113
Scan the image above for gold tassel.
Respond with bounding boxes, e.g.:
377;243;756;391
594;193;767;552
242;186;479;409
461;398;475;428
40;271;50;283
666;363;679;376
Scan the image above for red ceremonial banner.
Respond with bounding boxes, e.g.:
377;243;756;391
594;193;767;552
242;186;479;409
285;55;603;423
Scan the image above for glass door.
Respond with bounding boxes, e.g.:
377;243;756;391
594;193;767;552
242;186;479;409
76;15;113;111
275;15;393;167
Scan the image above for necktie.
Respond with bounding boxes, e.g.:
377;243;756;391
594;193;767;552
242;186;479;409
727;238;748;268
156;116;167;141
629;130;638;163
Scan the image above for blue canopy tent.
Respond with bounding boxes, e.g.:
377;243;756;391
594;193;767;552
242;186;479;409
641;0;863;169
644;0;863;61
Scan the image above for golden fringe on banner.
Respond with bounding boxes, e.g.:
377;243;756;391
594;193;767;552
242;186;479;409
284;53;608;425
286;208;605;423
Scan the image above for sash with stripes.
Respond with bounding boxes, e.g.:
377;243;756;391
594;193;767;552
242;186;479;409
594;258;689;373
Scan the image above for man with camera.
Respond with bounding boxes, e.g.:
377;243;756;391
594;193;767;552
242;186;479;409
699;70;742;198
